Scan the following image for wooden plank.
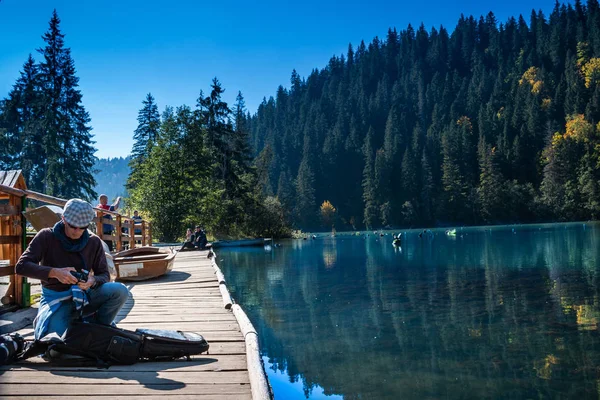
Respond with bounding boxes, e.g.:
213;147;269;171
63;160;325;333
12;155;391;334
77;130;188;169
3;356;248;371
128;281;219;289
0;384;251;395
128;293;222;298
116;316;236;322
0;236;20;245
0;370;251;384
0;396;251;400
117;307;232;314
118;306;228;312
0;264;15;277
129;285;220;292
115;322;241;331
121;299;224;303
0;204;19;215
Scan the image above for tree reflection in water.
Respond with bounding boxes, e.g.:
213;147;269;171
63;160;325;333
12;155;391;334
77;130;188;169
218;223;600;399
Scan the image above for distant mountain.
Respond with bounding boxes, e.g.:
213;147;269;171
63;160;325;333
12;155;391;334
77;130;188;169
93;156;130;204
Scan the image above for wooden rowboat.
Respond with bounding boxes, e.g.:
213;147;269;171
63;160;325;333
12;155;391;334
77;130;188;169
209;238;272;248
113;247;175;281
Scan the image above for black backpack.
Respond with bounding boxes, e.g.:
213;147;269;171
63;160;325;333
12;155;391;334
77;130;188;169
4;321;209;368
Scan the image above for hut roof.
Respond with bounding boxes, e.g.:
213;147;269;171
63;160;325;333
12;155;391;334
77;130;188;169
0;170;27;190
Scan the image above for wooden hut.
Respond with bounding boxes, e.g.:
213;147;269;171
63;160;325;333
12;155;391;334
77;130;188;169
0;170;27;307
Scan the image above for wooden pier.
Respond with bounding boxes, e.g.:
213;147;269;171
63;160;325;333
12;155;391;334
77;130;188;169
0;250;267;399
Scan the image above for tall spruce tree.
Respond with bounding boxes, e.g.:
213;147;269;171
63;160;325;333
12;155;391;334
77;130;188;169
295;135;316;228
36;10;96;198
128;93;160;191
362;127;378;228
0;55;42;176
232;91;254;178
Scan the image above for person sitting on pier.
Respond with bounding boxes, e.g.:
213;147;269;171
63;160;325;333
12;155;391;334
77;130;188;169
192;226;208;249
97;194;121;252
15;199;130;340
183;226;207;250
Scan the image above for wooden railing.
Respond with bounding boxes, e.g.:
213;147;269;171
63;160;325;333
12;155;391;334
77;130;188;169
0;184;152;249
95;211;152;251
0;183;152;306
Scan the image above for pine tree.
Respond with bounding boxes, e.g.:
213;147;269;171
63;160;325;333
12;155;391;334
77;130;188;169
295;135;316;228
132;107;187;241
477;136;505;223
420;150;434;224
441;121;467;222
0;55;42;176
127;93;160;191
197;78;236;193
37;10;96;198
232;91;253;175
362;127;378;228
255;144;274;196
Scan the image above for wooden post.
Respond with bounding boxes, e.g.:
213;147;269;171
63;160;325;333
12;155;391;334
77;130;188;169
141;221;146;246
128;218;134;250
96;210;104;238
147;222;152;246
212;256;271;398
11;195;23;306
115;215;122;252
20;195;29;307
219;283;233;309
232;304;272;400
211;258;232;309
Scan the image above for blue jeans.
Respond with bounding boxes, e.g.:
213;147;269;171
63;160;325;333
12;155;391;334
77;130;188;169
38;282;129;339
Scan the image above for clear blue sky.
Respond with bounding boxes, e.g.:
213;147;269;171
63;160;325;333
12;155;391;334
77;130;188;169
1;0;558;159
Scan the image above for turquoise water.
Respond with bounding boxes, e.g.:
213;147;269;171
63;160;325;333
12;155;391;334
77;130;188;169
216;223;600;399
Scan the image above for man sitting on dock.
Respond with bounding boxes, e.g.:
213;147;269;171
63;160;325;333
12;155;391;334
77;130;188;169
15;199;129;340
192;226;208;249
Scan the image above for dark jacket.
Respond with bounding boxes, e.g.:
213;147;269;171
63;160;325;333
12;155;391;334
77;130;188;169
16;229;110;292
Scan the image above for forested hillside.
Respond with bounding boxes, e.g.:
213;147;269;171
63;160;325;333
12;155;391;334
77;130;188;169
93;157;130;204
249;1;600;230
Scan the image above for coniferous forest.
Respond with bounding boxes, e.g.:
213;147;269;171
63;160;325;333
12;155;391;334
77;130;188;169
248;1;600;230
3;4;600;240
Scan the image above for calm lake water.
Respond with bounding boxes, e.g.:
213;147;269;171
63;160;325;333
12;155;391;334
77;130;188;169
216;223;600;399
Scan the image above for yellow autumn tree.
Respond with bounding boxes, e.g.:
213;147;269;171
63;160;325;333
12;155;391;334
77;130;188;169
320;200;337;228
519;66;544;94
456;116;472;131
564;114;594;143
581;58;600;88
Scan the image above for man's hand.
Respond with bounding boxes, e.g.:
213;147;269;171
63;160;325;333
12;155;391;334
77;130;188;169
49;267;78;285
77;274;96;291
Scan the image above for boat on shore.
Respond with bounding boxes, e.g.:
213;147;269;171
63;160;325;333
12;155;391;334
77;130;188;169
209;238;272;249
112;246;175;281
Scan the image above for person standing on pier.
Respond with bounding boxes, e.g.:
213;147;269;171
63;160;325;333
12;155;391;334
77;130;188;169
97;194;121;251
15;199;129;340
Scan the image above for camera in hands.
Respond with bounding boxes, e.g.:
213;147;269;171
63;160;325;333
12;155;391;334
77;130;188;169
70;269;89;283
